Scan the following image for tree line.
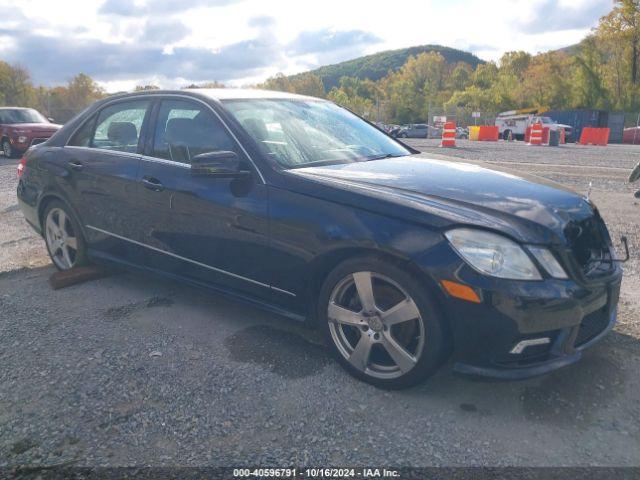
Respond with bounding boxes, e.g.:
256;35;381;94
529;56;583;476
261;1;640;124
0;62;233;123
1;1;638;125
0;65;106;123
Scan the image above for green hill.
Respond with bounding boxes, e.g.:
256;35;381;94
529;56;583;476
292;45;485;91
556;43;582;56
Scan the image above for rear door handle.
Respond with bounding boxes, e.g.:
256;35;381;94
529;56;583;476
68;160;83;170
142;176;164;192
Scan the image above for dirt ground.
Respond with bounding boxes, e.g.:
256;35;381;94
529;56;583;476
0;140;639;467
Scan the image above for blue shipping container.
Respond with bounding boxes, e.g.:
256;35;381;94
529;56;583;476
544;109;623;143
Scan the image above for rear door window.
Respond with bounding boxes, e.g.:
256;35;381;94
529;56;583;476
90;100;150;153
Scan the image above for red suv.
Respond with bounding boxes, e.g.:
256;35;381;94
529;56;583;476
0;107;61;158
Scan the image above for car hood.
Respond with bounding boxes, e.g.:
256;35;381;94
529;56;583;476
4;123;62;132
288;155;595;244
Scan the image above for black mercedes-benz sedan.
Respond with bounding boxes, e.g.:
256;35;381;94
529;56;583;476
17;89;622;388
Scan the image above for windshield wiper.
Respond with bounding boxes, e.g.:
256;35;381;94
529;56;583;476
287;153;407;169
361;153;405;161
287;159;354;169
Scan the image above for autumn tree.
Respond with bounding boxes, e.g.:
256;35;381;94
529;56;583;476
64;74;105;112
595;1;640;108
446;62;473;92
571;38;609;109
261;73;292;92
261;72;324;97
183;81;225;89
499;51;532;78
519;52;572;110
383;52;448;123
327;77;379;118
599;1;640;85
290;73;325;97
34;74;105;122
0;62;35;106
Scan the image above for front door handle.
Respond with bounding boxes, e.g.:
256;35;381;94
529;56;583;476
68;160;83;170
142;176;164;192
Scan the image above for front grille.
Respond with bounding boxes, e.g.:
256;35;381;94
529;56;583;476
575;307;610;346
564;212;614;279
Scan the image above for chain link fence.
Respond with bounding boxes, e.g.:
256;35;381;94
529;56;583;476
428;108;497;128
374;105;497;128
623;112;640;128
377;106;640;144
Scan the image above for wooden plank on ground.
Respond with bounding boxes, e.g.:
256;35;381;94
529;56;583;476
49;265;112;290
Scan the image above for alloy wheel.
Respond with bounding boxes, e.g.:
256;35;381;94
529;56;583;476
44;207;79;270
327;271;425;379
3;140;12;158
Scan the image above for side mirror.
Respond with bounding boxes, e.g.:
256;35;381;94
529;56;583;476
47;117;55;123
190;151;250;178
629;162;640;183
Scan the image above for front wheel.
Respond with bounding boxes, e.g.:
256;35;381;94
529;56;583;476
319;256;449;389
2;139;15;158
43;201;89;270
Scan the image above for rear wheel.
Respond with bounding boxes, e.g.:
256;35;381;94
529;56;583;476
43;201;88;271
319;256;449;389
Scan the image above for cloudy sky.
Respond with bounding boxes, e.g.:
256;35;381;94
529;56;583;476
0;0;612;91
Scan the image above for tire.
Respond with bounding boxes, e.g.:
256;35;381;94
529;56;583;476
42;200;89;271
2;138;15;158
318;255;449;389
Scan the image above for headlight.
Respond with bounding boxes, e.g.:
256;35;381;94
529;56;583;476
445;228;542;280
17;136;27;143
527;247;568;279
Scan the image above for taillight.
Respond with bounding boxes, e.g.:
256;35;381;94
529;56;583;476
17;156;27;178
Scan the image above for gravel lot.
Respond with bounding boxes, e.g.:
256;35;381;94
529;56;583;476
1;140;639;468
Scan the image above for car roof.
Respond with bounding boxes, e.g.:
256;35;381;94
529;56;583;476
0;107;34;110
111;88;322;102
194;88;321;101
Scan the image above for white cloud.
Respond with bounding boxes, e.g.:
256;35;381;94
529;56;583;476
0;0;611;90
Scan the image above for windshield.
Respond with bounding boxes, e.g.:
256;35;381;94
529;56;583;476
0;108;48;124
222;99;410;169
540;117;553;124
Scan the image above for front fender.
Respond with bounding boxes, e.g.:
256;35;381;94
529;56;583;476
266;183;448;316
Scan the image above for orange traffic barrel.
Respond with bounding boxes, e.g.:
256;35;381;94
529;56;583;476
440;121;456;148
529;122;543;146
